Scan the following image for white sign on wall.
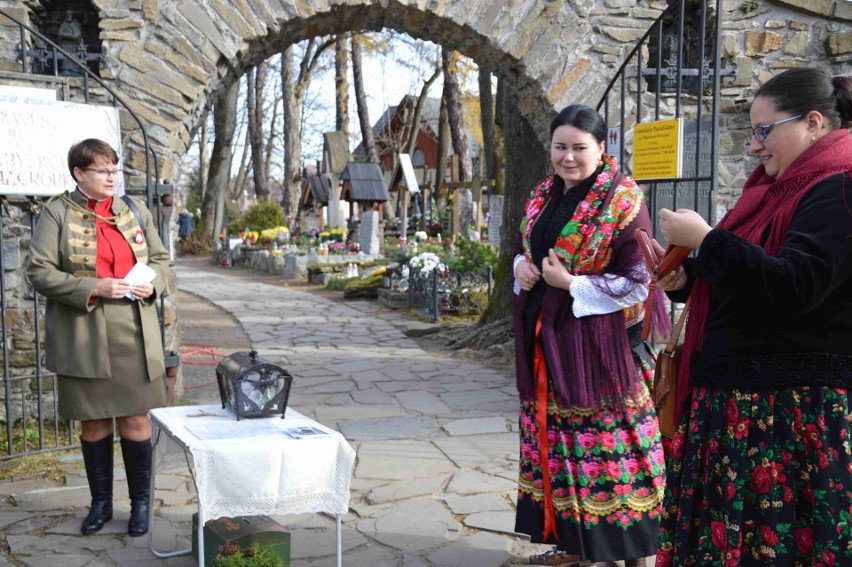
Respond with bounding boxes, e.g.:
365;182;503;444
606;127;621;165
0;99;123;196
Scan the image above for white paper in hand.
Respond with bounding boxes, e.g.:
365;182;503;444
124;262;156;300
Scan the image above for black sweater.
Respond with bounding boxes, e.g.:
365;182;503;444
669;173;852;390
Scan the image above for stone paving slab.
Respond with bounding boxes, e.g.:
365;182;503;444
427;532;512;567
355;499;461;553
442;416;512;436
354;440;457;481
338;416;440;440
462;511;517;535
365;475;448;506
445;493;513;515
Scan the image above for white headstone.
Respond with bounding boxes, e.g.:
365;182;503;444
359;210;381;255
488;194;504;248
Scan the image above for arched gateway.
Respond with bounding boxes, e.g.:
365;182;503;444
5;0;660;179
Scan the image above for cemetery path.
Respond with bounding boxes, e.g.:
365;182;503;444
0;256;649;567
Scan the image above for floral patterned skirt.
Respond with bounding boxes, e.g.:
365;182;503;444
515;360;665;562
656;386;852;567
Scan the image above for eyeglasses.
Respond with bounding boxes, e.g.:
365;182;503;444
83;168;123;177
750;115;802;142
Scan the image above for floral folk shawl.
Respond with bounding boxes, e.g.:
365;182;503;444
521;155;642;275
516;155;649;408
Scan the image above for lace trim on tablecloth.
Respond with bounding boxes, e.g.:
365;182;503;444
189;437;356;520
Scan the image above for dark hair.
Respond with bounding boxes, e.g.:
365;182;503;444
755;68;852;130
550;104;607;143
67;138;119;180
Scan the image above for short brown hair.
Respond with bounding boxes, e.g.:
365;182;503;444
67;139;119;181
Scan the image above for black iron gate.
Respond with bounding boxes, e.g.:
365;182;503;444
0;8;166;459
597;0;728;235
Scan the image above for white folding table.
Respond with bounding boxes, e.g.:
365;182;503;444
147;405;355;566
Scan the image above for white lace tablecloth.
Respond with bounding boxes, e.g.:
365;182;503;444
150;405;356;521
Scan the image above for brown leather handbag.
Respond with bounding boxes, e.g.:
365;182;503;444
653;298;690;439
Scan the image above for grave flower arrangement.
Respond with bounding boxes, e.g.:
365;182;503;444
211;541;283;567
327;241;346;254
408;252;446;275
259;226;289;246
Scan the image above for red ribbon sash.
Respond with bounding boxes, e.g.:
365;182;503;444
534;317;558;542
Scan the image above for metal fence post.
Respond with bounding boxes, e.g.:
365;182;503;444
408;270;413;309
432;269;439;323
487;266;493;298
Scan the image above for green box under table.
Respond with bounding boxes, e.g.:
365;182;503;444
191;514;291;566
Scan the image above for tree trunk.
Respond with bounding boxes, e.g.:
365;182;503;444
247;62;269;200
282;38;336;217
263;98;279;183
335;35;349;142
476;85;549;328
493;77;506;197
199;116;208;203
351;36;379;164
281;45;301;216
406;68;441;157
441;48;472;183
233;123;251;201
403;67;441;230
202;81;239;242
478;68;495;183
351;35;392;220
434;95;450;217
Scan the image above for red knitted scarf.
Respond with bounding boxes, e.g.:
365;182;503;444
675;129;852;424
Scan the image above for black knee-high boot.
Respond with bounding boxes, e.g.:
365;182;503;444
80;434;114;535
120;437;152;537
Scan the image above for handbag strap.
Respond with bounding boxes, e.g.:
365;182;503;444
663;295;691;355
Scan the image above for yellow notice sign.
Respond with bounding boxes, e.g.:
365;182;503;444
632;119;683;180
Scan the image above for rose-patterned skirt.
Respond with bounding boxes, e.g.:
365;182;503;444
515;361;665;562
656;386;852;567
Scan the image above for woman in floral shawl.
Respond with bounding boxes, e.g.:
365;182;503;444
653;68;852;567
512;105;666;566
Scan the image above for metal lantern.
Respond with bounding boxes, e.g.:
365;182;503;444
215;350;293;420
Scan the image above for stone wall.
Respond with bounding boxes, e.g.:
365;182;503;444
713;0;851;215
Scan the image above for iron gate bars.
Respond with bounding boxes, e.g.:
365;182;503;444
597;0;730;237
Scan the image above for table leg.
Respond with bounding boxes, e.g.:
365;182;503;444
147;420;192;559
197;506;206;567
336;514;342;567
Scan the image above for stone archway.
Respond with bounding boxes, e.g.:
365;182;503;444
88;0;656;181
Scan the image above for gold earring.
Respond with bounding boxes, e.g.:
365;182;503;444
596;157;604;167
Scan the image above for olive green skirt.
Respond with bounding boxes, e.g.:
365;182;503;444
58;299;166;421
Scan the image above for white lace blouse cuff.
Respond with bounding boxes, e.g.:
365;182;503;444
513;254;525;295
570;267;649;318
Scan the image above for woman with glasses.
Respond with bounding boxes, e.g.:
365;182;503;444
27;139;170;537
650;68;852;566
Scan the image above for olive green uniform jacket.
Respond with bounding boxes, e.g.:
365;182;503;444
26;190;171;380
